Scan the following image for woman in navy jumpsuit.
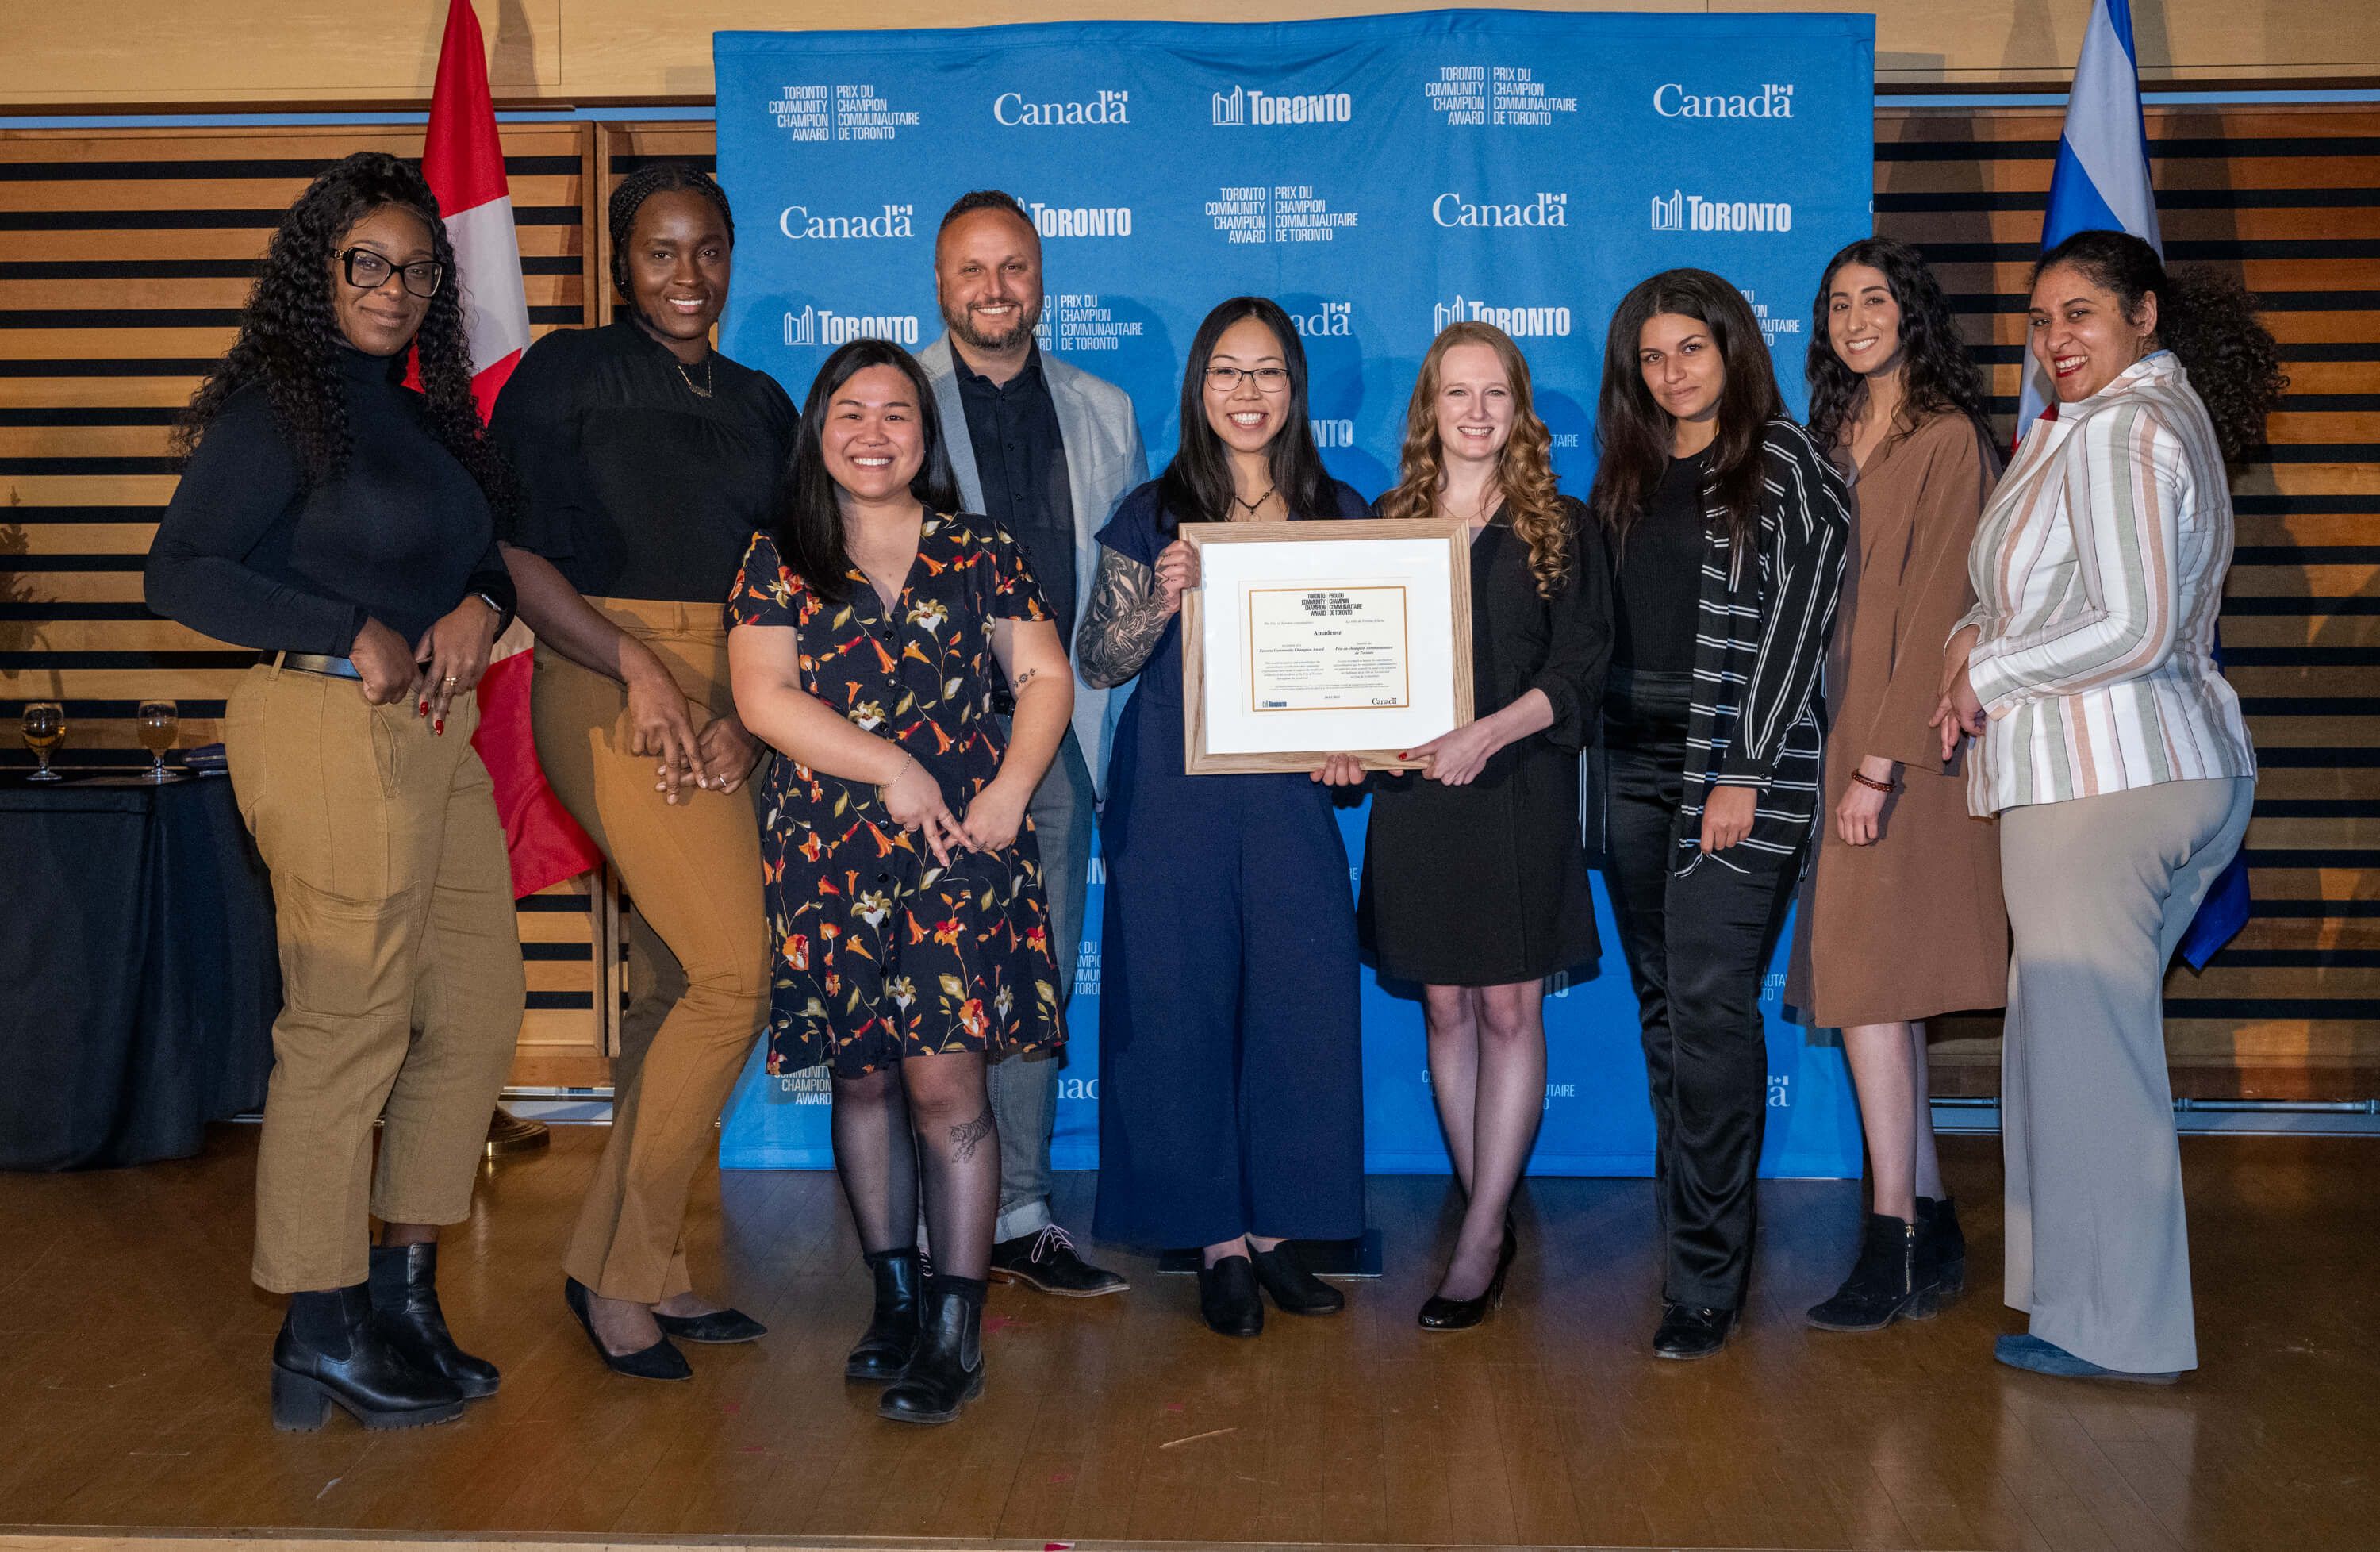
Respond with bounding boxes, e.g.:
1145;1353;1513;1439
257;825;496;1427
1074;298;1367;1335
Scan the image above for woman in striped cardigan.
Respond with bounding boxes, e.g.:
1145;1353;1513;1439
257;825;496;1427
1586;269;1849;1361
1937;230;2282;1384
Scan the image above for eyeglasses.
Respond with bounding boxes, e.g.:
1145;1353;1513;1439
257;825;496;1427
1204;365;1291;394
336;247;443;298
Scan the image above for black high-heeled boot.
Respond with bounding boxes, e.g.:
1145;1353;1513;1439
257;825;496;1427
1914;1196;1966;1312
1249;1241;1344;1316
272;1284;465;1431
878;1280;985;1424
846;1248;923;1383
1418;1220;1518;1331
368;1243;499;1400
1805;1212;1920;1332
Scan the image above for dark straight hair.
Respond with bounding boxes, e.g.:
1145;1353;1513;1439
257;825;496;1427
2033;229;2286;463
1584;267;1782;556
1155;295;1331;535
775;337;961;605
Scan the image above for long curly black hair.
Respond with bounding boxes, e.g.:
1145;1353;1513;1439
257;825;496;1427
175;152;514;524
2035;230;2287;463
1805;236;1990;451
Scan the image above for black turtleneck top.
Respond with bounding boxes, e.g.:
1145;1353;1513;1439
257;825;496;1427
489;317;798;603
145;346;515;655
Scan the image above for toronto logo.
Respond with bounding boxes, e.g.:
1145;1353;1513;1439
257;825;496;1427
1651;190;1795;232
783;305;922;347
1211;83;1355;125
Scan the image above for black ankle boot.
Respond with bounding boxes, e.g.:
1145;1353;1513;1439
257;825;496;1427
1806;1212;1921;1332
367;1243;498;1400
1915;1196;1966;1308
272;1284;465;1431
1249;1241;1345;1316
846;1248;923;1383
878;1281;985;1424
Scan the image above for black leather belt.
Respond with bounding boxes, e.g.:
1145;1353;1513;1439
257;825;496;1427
274;651;362;680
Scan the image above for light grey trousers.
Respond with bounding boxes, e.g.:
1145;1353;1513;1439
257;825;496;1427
1998;774;2255;1374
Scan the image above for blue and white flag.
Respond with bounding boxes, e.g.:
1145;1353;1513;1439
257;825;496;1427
2018;0;2163;436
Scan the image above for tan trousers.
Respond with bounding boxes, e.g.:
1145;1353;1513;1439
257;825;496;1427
1999;774;2255;1375
539;598;769;1304
226;663;526;1294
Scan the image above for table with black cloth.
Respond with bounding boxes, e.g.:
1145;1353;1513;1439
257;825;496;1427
0;770;277;1169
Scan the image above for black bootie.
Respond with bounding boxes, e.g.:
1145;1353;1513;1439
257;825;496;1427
272;1283;464;1431
1915;1195;1967;1308
846;1248;923;1383
368;1243;499;1400
1805;1212;1921;1332
877;1278;985;1424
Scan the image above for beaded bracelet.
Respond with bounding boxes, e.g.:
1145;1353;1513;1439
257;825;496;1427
1849;770;1896;795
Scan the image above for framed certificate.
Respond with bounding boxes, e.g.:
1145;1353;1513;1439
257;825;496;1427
1180;518;1474;774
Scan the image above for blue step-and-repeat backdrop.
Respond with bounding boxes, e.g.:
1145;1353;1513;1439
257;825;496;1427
712;8;1875;1178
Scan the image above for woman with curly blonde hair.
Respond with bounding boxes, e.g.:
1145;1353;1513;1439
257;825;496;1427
1359;321;1613;1329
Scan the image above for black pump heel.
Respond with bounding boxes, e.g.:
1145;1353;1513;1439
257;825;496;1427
563;1277;693;1381
1418;1220;1518;1331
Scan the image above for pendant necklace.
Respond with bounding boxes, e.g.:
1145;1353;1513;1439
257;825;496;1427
676;355;715;400
1232;483;1276;518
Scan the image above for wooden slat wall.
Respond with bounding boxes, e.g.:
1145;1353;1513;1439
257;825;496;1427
0;125;613;1088
2;106;2373;1096
1879;106;2380;1097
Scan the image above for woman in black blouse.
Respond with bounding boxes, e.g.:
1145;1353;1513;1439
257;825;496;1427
145;152;524;1431
727;338;1072;1424
489;163;797;1379
1361;321;1612;1331
1585;270;1848;1361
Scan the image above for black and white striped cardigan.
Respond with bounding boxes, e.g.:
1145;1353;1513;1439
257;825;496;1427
1668;417;1851;873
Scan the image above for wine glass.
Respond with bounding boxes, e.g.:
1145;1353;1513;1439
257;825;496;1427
137;699;178;782
21;702;65;782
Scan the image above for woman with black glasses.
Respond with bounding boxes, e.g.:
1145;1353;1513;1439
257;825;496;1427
146;152;524;1431
1077;296;1369;1337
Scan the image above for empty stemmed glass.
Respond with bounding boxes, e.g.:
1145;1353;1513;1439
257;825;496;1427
21;701;66;782
137;699;178;782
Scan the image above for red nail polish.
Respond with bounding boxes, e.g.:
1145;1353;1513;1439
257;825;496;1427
433;719;444;735
417;701;429;716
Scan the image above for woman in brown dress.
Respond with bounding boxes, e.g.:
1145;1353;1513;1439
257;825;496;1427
1789;237;2007;1331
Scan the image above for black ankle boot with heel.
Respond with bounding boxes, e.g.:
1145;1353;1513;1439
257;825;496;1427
1915;1195;1965;1309
367;1243;498;1400
846;1247;923;1382
1806;1212;1921;1331
879;1277;985;1424
272;1283;464;1431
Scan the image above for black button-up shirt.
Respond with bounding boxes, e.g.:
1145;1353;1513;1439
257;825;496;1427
954;345;1077;641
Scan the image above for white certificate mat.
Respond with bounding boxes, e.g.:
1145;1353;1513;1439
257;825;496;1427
1183;521;1471;770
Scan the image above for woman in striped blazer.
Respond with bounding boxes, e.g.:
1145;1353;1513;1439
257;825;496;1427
1586;268;1849;1361
1937;230;2282;1385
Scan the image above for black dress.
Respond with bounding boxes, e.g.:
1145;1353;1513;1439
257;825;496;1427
1357;498;1614;985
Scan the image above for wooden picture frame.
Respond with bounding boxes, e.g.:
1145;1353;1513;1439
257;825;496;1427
1180;518;1475;775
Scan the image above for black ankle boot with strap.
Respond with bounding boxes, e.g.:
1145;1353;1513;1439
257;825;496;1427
879;1277;985;1424
1805;1212;1921;1332
368;1243;499;1400
273;1283;465;1431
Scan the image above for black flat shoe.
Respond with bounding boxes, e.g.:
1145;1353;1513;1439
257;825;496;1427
271;1284;464;1431
1418;1222;1518;1331
1652;1302;1737;1360
1249;1242;1344;1316
846;1249;923;1383
368;1243;499;1399
878;1286;985;1424
1197;1254;1264;1336
1806;1212;1923;1332
654;1306;768;1344
563;1277;692;1381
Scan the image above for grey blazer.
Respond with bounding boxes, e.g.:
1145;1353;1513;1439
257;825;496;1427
919;334;1147;797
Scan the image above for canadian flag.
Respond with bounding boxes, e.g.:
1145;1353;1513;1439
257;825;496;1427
425;0;604;899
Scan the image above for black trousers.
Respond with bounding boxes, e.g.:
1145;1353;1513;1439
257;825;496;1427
1601;672;1799;1312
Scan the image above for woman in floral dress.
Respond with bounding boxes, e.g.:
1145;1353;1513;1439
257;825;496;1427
727;338;1071;1426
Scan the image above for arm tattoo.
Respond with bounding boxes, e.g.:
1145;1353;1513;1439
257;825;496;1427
1074;547;1175;689
949;1104;995;1164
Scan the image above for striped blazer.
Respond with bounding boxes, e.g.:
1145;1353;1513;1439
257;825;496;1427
1672;417;1852;871
1954;352;2255;816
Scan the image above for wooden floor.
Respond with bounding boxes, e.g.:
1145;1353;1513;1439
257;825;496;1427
1;1127;2375;1552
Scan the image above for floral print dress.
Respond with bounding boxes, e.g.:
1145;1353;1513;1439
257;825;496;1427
725;517;1065;1078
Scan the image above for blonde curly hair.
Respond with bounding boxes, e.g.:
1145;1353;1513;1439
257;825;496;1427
1376;321;1572;597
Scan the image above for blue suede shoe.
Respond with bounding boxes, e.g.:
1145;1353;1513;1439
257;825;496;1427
1994;1333;2179;1385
